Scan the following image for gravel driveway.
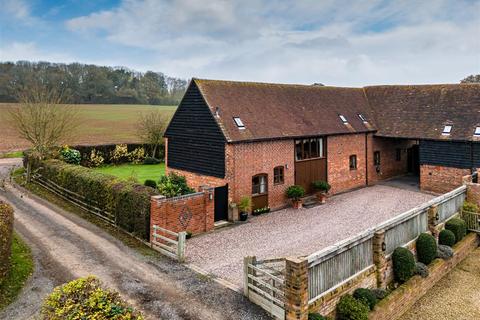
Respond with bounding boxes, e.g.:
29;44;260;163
188;184;434;287
0;158;270;320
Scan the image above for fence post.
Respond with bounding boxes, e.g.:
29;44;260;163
428;205;439;239
285;257;309;320
177;231;186;263
243;256;256;297
373;230;387;289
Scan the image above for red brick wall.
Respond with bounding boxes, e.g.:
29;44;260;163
327;134;367;194
420;165;470;194
368;136;414;183
229;140;295;210
166;167;227;191
466;182;480;207
150;191;215;236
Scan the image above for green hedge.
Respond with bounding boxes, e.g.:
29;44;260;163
33;159;157;240
416;233;437;265
0;201;14;281
445;218;467;244
41;276;143;319
336;294;369;320
392;247;415;283
438;229;456;247
353;288;377;310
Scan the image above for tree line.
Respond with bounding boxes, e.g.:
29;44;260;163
0;61;187;105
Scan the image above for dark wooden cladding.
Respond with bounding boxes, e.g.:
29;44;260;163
419;140;480;169
165;81;226;178
295;158;327;194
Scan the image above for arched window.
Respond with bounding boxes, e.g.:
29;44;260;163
252;174;268;195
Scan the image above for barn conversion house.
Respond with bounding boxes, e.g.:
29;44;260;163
164;79;480;222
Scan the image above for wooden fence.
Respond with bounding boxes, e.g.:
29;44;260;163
151;225;186;262
244;257;286;320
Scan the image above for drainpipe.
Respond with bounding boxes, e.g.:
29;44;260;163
365;133;369;186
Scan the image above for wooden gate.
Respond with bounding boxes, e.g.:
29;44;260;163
214;184;228;221
295;158;327;194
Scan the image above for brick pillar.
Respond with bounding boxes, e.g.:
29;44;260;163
150;195;166;240
428;205;439;239
373;230;387;289
285;257;309;320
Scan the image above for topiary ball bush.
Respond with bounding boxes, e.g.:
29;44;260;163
445;218;467;244
336;294;369;320
308;313;327;320
41;276;143;320
371;288;388;300
438;229;456;247
392;247;415;283
352;288;377;310
416;233;437;265
144;179;157;189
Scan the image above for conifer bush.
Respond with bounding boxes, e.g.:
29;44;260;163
416;233;437;265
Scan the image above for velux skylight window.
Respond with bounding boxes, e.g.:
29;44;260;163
474;127;480;137
358;114;367;123
442;125;452;135
339;115;348;124
233;117;245;129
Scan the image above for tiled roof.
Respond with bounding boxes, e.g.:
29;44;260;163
194;79;375;142
364;84;480;141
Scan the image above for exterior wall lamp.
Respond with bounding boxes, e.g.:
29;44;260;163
381;242;386;252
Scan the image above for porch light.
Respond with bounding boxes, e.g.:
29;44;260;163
381;242;386;252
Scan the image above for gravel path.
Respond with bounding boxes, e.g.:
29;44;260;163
0;158;270;320
399;246;480;320
188;184;434;287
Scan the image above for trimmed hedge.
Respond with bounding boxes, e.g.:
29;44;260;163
0;201;14;281
438;229;456;247
32;159;158;240
41;276;143;319
73;143;163;165
353;288;377;310
445;218;467;244
416;233;437;265
336;294;369;320
392;247;415;283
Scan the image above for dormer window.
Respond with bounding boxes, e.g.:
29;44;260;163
474;127;480;137
233;117;245;129
358;114;367;122
339;115;348;124
442;125;452;135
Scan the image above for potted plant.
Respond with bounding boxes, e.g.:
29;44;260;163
238;196;251;221
312;181;331;204
286;185;305;209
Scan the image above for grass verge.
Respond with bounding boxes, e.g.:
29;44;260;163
12;169;162;259
92;163;165;184
0;233;34;311
0;151;23;159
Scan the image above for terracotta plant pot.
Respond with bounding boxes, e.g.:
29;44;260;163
316;192;327;204
292;199;303;209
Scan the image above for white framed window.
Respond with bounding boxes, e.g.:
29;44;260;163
233;117;245;129
358;114;367;122
442;125;452;135
339;114;348;124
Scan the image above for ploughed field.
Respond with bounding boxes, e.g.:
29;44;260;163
0;103;176;152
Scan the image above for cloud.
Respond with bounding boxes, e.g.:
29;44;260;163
0;42;74;63
40;0;480;85
0;0;39;25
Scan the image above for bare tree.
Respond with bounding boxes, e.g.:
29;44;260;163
136;110;169;158
7;84;79;180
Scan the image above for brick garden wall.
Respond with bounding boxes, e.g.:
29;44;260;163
327;134;367;194
420;165;470;194
150;190;215;236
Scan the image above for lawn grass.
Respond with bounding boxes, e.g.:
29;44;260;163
0;151;23;159
93;163;165;184
0;233;34;311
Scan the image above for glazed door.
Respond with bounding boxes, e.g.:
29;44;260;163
252;174;268;211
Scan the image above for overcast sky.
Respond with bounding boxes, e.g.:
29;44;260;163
1;0;479;86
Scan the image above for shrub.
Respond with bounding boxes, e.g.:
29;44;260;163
438;229;456;247
445;218;467;243
352;288;377;310
392;247;415;283
308;313;327;320
414;262;429;278
311;181;331;193
144;179;157;189
60;146;81;165
40;276;143;320
336;294;369;320
462;201;479;213
158;173;195;198
238;196;252;213
0;201;14;281
371;288;388;300
437;244;454;260
88;149;104;167
129;147;145;164
111;144;129;164
286;185;305;200
143;157;161;165
416;233;437;265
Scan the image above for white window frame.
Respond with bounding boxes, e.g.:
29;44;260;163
233;117;245;129
442;125;452;135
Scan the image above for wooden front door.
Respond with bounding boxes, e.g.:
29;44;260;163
214;185;229;221
252;174;268;211
295;158;327;194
